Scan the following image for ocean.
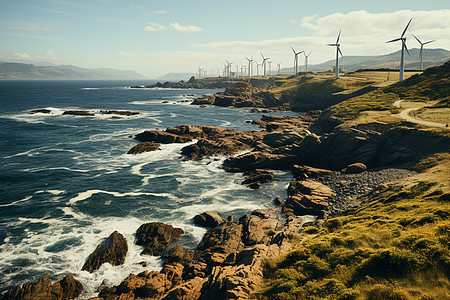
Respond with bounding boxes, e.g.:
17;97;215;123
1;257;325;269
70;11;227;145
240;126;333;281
0;80;298;297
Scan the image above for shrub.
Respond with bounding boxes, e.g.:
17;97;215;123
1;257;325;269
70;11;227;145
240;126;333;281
325;218;343;232
365;284;411;300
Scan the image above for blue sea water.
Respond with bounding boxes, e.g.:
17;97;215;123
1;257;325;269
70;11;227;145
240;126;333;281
0;80;298;296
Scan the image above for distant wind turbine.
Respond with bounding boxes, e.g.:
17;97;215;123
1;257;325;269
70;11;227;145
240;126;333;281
246;57;253;76
412;34;435;71
256;62;261;76
327;30;343;78
225;60;232;77
303;51;312;73
386;18;412;81
290;46;303;76
261;53;270;77
198;66;202;79
276;61;281;75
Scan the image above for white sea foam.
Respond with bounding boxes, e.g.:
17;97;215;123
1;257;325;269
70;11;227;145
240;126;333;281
68;190;177;205
0;196;32;207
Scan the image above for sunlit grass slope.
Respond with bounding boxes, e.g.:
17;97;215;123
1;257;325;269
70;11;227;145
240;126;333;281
257;153;450;300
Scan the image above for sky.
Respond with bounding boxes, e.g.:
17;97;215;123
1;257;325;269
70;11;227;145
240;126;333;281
1;0;450;78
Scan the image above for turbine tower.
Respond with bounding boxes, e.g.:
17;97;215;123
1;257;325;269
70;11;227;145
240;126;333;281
256;62;261;76
225;60;232;77
246;57;253;76
412;34;435;71
386;18;412;81
198;66;202;79
303;51;312;73
261;53;270;77
290;46;303;76
327;30;343;78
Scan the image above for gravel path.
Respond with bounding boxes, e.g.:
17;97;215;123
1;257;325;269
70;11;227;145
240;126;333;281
316;167;415;216
394;100;448;129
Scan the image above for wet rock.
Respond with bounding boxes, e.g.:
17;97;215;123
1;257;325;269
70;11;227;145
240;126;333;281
135;222;184;256
63;110;95;116
241;169;274;189
82;231;128;273
341;162;367;174
224;151;297;172
0;275;83;300
127;142;160;154
134;130;192;144
99;110;140;116
193;211;224;228
30;109;51;114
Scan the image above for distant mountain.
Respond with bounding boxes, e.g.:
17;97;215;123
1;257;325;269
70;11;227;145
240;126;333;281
281;48;450;73
157;72;197;81
0;62;147;80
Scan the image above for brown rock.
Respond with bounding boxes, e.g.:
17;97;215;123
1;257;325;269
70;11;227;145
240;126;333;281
0;275;83;300
341;162;367;174
193;211;224;228
82;231;128;273
127;142;160;154
135;222;184;256
292;165;333;179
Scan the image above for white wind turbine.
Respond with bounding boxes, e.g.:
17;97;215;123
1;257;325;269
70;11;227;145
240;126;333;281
327;30;343;78
246;57;253;76
256;61;261;76
276;61;281;75
303;51;312;73
225;60;232;77
412;34;435;71
261;53;270;77
290;46;303;76
386;18;412;81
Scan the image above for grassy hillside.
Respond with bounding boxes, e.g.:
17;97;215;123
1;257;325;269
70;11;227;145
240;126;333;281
329;60;450;121
257;153;450;300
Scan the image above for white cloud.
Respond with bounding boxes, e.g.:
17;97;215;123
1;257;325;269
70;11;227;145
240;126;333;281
0;50;60;63
144;22;167;32
169;22;203;33
14;52;32;60
154;10;167;14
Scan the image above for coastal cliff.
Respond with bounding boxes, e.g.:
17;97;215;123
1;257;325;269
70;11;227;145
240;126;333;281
2;62;449;300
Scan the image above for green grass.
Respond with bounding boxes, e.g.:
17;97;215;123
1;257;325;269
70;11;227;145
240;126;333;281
257;155;450;300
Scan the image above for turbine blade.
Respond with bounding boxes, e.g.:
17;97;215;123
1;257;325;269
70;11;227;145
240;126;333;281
327;43;337;46
386;38;402;43
308;52;312;56
401;18;412;38
423;40;435;45
403;40;410;56
338;46;343;57
290;46;296;53
260;52;265;59
412;34;422;45
336;30;341;43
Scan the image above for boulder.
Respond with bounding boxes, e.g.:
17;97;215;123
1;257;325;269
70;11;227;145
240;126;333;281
0;275;83;300
30;109;51;114
99;110;139;116
193;211;224;228
241;169;274;189
82;231;128;273
291;165;333;179
262;130;306;148
341;162;367;174
135;222;184;256
134;130;192;144
283;180;335;218
127;142;160;154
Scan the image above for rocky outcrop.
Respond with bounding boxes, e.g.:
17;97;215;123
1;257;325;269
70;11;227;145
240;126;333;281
63;110;95;116
135;222;184;256
82;231;128;273
292;165;333;179
95;209;306;300
127;142;160;154
282;179;335;219
0;275;83;300
193;211;224;228
134;130;192;144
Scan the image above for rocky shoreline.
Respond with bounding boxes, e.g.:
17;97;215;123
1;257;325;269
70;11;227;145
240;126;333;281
3;79;449;299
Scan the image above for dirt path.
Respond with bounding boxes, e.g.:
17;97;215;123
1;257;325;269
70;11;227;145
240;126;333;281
394;100;448;129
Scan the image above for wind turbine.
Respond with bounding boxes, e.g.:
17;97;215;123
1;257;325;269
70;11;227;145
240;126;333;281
276;61;281;75
246;57;253;76
412;34;435;71
327;30;343;78
256;62;261;76
303;51;312;73
290;46;303;76
386;18;412;81
225;60;232;77
198;66;202;79
261;53;270;77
